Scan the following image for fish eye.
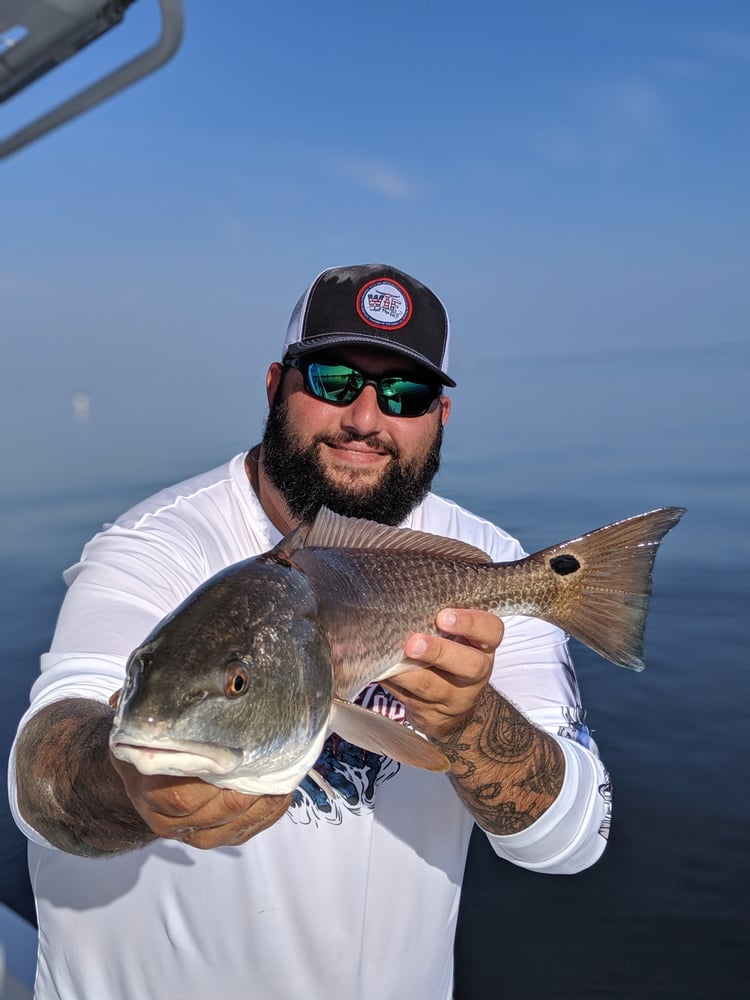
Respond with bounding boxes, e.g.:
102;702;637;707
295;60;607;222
224;662;250;698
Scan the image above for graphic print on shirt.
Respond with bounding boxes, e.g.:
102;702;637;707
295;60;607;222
557;706;613;843
289;683;405;826
557;705;592;749
597;774;613;841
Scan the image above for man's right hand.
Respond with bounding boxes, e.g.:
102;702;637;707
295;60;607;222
15;696;292;856
111;755;293;849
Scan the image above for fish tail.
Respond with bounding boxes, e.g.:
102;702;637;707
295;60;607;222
528;506;685;670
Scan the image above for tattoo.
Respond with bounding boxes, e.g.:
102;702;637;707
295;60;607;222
436;686;565;835
517;739;566;797
478;698;536;762
15;698;156;857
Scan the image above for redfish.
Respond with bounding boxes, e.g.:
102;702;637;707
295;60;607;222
110;506;684;794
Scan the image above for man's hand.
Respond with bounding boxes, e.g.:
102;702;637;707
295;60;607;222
384;608;564;834
382;608;504;744
107;687;293;849
111;756;293;850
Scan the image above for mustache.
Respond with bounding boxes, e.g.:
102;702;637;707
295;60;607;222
315;431;399;460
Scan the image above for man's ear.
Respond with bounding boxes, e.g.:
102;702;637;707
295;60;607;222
439;394;451;427
266;362;285;406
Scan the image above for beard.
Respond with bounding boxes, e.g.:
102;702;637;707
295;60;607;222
261;398;442;526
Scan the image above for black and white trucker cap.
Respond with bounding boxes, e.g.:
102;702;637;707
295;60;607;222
281;264;455;387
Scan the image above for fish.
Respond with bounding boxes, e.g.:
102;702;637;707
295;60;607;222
110;505;685;795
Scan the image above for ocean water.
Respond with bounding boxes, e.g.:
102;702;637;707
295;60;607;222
1;342;747;997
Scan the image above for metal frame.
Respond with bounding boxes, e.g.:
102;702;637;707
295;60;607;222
0;0;183;159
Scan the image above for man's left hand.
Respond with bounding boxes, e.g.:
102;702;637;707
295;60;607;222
382;609;503;744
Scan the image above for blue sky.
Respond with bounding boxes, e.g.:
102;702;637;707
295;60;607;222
1;0;748;486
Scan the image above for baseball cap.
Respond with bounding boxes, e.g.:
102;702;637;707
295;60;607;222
282;264;455;387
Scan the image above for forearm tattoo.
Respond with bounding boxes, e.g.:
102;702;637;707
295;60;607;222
437;687;565;834
15;698;156;857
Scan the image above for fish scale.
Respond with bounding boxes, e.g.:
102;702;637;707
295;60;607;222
293;549;518;700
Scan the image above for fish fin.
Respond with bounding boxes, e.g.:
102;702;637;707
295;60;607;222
300;507;491;563
331;660;424;704
372;659;424;684
269;523;309;560
528;506;686;671
306;767;337;800
330;699;449;772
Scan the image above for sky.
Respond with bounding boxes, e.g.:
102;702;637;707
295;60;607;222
0;0;748;491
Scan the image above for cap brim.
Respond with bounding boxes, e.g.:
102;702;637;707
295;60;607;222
284;334;456;388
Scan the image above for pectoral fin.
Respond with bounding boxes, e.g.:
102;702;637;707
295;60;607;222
330;699;449;772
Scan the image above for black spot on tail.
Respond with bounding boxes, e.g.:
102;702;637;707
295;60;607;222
550;554;581;576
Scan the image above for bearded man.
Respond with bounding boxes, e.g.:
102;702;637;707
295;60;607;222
10;264;611;1000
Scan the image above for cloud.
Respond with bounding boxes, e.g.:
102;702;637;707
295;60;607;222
530;78;666;170
314;151;418;200
658;58;702;81
529;127;583;167
611;80;665;131
706;28;750;60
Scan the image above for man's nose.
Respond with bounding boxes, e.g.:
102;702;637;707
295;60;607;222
340;384;383;434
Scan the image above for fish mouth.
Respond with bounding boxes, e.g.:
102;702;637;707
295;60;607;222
110;729;242;778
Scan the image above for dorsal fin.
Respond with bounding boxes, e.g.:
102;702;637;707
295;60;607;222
270;523;309;562
278;506;492;564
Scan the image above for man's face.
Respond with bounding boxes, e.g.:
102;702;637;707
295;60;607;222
261;347;451;525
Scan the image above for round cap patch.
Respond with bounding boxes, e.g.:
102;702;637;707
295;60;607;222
356;278;412;330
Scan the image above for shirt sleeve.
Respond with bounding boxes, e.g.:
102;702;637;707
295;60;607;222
481;729;611;873
8;516;212;848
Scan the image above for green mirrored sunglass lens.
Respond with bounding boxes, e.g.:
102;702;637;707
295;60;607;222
303;363;436;416
308;366;362;402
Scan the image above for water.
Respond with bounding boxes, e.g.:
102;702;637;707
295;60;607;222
1;342;747;997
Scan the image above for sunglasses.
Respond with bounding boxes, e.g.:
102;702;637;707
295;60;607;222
285;358;442;417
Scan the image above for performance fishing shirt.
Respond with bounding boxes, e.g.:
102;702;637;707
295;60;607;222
9;453;612;1000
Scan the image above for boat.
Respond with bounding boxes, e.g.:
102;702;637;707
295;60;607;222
0;0;183;159
0;902;35;999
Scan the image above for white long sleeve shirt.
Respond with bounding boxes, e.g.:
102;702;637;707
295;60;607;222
9;453;611;1000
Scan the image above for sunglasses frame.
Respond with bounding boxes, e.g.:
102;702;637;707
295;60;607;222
284;358;442;418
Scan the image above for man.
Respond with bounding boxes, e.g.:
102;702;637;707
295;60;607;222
10;264;611;1000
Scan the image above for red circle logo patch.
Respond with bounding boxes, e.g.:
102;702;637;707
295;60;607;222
356;279;412;330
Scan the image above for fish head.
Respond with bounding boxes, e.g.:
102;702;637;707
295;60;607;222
110;555;334;785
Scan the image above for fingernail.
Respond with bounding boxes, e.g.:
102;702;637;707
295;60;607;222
438;610;457;629
409;636;428;656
